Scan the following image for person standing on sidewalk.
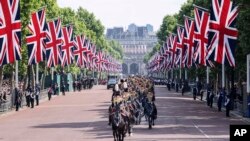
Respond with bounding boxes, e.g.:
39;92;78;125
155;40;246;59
225;95;231;117
209;90;215;108
61;81;66;96
14;87;21;111
193;86;197;100
206;85;211;106
48;86;53;100
25;86;31;107
35;84;40;106
30;90;35;108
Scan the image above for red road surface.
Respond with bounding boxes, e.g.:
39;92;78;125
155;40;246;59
0;85;248;141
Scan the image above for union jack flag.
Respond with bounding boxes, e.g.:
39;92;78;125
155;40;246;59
168;33;178;69
96;51;103;72
61;25;74;67
90;44;96;70
176;26;185;68
73;35;87;68
183;16;195;68
193;6;214;67
26;8;46;65
45;18;62;67
0;0;21;66
206;0;239;67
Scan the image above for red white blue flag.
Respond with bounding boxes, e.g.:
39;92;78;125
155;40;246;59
193;6;214;67
61;25;74;67
207;0;239;67
183;16;195;68
0;0;21;66
45;18;62;67
176;26;185;68
73;35;87;68
26;8;46;65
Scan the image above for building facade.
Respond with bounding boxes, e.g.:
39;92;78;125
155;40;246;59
106;24;157;75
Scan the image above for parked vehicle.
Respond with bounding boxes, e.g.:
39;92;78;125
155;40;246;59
107;78;117;89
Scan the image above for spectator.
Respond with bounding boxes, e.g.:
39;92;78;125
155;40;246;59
193;86;197;100
48;86;53;101
61;81;66;96
209;90;215;108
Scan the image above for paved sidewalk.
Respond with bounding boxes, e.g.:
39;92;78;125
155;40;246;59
173;87;250;123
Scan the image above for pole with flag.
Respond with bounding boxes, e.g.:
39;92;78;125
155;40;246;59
206;0;239;91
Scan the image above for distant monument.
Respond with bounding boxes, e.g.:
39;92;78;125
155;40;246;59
106;23;157;75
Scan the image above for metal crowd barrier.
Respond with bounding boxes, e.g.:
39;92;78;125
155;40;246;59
0;89;48;113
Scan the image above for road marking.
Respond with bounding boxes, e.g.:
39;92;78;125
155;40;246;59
193;121;211;140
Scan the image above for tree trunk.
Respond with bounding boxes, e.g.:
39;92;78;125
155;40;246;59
22;75;28;91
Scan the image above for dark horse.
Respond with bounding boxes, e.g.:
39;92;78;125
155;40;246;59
144;102;157;129
111;109;126;141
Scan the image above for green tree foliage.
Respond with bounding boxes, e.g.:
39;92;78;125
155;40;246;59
157;15;177;44
1;0;123;88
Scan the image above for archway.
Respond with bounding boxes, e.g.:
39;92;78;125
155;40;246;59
122;63;128;74
130;63;139;75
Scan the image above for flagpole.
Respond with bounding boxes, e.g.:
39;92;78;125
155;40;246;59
51;67;54;82
184;69;188;80
222;64;225;88
171;69;174;80
36;63;39;84
179;68;182;80
206;66;210;85
15;61;18;87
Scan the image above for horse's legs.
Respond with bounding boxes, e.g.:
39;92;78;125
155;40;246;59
148;116;152;129
113;130;116;141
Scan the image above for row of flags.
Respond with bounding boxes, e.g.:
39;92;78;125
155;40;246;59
0;0;121;73
147;0;239;73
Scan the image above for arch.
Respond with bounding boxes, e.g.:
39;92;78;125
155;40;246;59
122;63;128;74
130;63;139;75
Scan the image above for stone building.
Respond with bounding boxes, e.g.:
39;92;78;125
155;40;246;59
106;24;157;75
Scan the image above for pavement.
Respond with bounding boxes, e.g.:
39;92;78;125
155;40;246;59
0;85;249;141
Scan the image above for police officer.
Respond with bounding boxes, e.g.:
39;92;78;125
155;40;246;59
25;86;31;107
30;89;35;108
15;87;21;111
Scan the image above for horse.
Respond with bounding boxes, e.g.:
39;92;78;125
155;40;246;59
133;99;144;125
111;107;126;141
144;102;157;129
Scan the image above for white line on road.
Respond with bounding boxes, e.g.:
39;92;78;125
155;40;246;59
193;121;211;140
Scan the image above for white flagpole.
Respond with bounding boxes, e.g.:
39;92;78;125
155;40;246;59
222;64;225;88
206;67;210;85
179;68;182;80
15;61;18;87
36;64;39;84
51;67;54;81
185;69;188;80
171;69;174;80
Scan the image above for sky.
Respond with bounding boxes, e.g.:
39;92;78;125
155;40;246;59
57;0;187;31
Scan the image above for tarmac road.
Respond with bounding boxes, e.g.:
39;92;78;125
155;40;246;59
0;85;248;141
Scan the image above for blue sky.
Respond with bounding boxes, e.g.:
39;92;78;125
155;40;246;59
57;0;187;31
